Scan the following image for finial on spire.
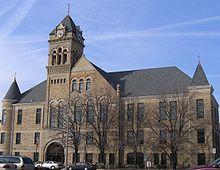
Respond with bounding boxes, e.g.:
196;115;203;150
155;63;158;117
13;72;16;81
198;53;201;64
67;3;70;15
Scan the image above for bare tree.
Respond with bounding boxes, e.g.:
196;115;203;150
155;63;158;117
146;92;208;170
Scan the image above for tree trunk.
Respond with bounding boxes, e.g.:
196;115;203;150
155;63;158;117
74;147;79;163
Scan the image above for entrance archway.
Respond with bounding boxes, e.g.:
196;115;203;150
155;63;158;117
45;142;64;163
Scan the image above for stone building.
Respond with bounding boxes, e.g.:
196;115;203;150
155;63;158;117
0;15;219;168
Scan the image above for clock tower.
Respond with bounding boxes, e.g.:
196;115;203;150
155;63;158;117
46;15;85;103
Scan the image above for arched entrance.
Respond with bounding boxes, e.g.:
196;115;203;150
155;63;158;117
45;142;64;163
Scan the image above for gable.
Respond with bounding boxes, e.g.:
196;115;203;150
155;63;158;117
71;56;95;72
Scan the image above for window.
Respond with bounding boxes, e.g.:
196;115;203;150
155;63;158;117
63;78;66;83
170;101;177;120
34;132;40;144
57;79;59;84
197;128;205;143
15;152;20;156
161;153;167;168
87;100;94;122
0;151;3;155
137;103;144;121
86;153;93;163
33;152;39;162
127;104;134;122
137;130;144;144
100;104;108;122
198;153;206;165
50;107;56;128
54;79;56;84
72;153;80;163
60;79;62;83
79;79;84;92
86;78;91;92
51;80;53;84
197;99;204;118
63;49;67;64
52;51;56;65
72;80;77;91
170;130;178;141
2;110;6;125
36;108;41;124
0;133;5;144
109;153;115;165
17;110;22;125
75;103;82;123
58;106;65;128
127;131;134;143
159;102;166;120
160;130;167;144
16;133;21;144
86;131;93;145
57;54;61;65
153;153;159;165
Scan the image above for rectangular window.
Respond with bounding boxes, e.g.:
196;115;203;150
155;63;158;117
15;152;20;156
33;152;39;162
72;153;80;163
34;132;40;144
50;108;56;128
2;110;6;125
86;153;93;163
137;130;144;144
160;130;167;144
127;131;134;143
17;109;22;125
86;131;93;145
161;153;167;168
170;101;177;120
35;108;42;124
196;99;204;118
198;153;206;165
159;102;166;120
87;104;94;122
16;133;21;144
197;128;205;143
0;133;5;144
109;153;115;165
127;104;134;122
153;153;159;165
137;103;144;121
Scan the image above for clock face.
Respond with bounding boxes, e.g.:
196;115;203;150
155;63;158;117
57;30;64;38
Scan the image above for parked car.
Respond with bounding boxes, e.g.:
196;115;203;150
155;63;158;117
67;162;96;170
0;158;17;169
40;161;63;169
190;158;220;170
34;161;43;169
0;155;34;170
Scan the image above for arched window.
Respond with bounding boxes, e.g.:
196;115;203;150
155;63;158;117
58;47;62;53
87;99;94;123
63;49;67;64
79;79;84;92
52;51;56;65
100;99;108;122
57;54;61;65
72;80;77;91
58;102;65;128
86;78;91;92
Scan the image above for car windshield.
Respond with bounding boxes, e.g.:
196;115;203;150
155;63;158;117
22;157;33;164
0;156;21;163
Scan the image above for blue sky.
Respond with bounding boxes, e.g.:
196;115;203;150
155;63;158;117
1;0;220;113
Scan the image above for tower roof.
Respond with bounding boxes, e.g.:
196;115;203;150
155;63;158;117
191;63;209;86
50;15;77;35
4;79;21;101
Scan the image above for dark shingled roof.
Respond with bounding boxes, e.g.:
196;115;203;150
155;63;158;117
18;80;47;103
191;63;209;86
4;80;21;101
50;15;77;35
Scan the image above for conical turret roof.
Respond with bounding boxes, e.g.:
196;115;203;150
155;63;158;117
4;79;21;101
191;63;209;86
50;15;77;35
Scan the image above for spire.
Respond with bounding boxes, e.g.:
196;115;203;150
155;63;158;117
49;15;77;35
4;78;21;101
191;62;209;86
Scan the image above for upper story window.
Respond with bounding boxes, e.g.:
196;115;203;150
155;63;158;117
86;78;91;92
34;132;40;144
197;128;205;143
2;110;6;125
51;47;68;65
52;51;56;65
127;104;134;122
159;130;167;144
75;101;82;124
137;130;144;144
137;103;144;121
100;101;108;122
86;131;94;145
79;79;84;92
196;99;204;118
72;80;77;91
0;133;5;144
16;133;21;144
87;99;94;123
17;110;22;125
50;107;56;129
63;49;67;64
159;102;166;120
170;101;177;120
36;108;41;124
